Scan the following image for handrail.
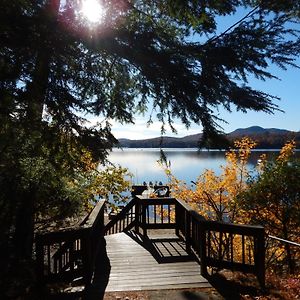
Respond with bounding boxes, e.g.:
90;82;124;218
269;235;300;247
104;198;137;235
112;194;265;288
81;199;106;228
35;200;106;286
65;189;266;289
174;198;265;287
36;200;106;241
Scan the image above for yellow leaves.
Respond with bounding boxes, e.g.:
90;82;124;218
165;169;172;176
163;136;298;228
67;146;132;210
162;137;258;223
80;148;97;171
277;140;296;163
161;138;300;274
95;165;132;201
234;137;257;153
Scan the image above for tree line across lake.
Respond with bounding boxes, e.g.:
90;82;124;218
118;126;300;149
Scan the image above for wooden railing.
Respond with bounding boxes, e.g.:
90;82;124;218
104;195;265;287
104;197;137;235
104;185;170;236
35;200;105;286
175;198;265;287
266;235;300;273
137;196;177;236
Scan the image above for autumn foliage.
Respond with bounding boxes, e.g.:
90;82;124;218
164;137;256;223
162;138;300;276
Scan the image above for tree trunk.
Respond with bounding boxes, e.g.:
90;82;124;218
13;187;35;260
13;0;60;261
25;50;51;124
283;223;295;274
25;0;59;124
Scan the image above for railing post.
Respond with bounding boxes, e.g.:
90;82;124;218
256;227;265;288
135;198;140;233
185;210;191;252
142;201;147;236
80;228;92;287
175;202;180;236
199;223;208;276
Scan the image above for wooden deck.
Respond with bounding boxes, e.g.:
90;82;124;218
105;230;211;292
36;194;265;297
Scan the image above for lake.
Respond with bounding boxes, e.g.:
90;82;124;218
108;148;294;186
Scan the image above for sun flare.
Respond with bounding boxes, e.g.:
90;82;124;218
81;0;105;23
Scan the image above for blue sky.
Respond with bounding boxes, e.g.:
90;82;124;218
109;60;300;140
108;8;300;139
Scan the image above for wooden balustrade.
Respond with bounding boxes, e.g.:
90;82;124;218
35;200;105;286
104;194;265;287
175;198;265;287
35;186;266;289
104;198;137;235
137;196;177;236
104;185;170;236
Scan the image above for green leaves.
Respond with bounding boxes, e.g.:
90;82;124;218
239;141;300;241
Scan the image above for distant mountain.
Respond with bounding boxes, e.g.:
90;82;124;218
229;126;299;149
230;126;290;136
118;134;202;148
117;126;300;149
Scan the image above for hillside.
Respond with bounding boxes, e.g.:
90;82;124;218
117;127;300;149
230;126;290;136
118;134;202;148
229;126;299;149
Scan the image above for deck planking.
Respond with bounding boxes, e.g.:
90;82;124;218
105;230;211;292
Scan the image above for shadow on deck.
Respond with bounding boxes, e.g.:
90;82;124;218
49;231;259;300
126;230;198;264
100;230;211;293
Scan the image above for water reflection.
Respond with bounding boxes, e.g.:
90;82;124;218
108;148;299;185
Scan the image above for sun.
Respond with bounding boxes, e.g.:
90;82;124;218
81;0;105;23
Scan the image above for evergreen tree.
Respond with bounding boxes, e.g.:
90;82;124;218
1;1;300;143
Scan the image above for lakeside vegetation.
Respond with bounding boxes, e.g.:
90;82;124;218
161;138;300;299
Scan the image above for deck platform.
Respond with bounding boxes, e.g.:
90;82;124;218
105;230;211;292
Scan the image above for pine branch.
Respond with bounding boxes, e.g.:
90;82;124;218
206;5;260;45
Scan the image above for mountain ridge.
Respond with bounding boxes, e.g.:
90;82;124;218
230;126;291;135
117;126;300;149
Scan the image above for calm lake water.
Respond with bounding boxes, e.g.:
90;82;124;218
108;148;296;186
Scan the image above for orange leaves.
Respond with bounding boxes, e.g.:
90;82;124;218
161;138;300;275
277;140;296;163
163;137;258;223
233;137;257;163
162;137;298;229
